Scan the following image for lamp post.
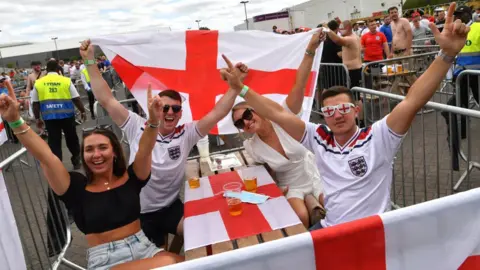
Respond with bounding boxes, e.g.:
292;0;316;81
51;37;59;60
195;20;202;29
240;1;249;30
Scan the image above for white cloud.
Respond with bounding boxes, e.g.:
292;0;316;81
0;0;307;43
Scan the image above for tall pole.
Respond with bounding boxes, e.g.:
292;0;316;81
51;37;59;60
240;1;249;30
195;20;201;29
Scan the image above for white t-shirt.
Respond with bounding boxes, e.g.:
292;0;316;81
301;116;404;227
243;102;321;191
121;111;202;213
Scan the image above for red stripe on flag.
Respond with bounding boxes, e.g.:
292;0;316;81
459;255;480;270
311;215;386;270
184;171;283;241
0;121;4;132
110;30;318;135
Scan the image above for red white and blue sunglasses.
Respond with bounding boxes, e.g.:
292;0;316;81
321;103;355;117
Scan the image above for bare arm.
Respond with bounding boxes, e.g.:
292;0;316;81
383;42;390;58
132;85;160;180
80;40;129;126
387;4;470;135
403;19;413;50
285;30;325;114
0;82;69;195
197;88;238;136
26;76;32;94
72;97;86;114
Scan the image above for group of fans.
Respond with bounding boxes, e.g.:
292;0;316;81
0;2;476;269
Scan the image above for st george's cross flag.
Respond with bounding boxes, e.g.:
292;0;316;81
161;187;480;270
0;118;8;145
92;30;322;134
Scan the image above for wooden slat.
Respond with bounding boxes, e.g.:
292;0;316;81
212;240;234;255
261;230;285;242
283;223;307;236
236;235;259;248
185;247;208;261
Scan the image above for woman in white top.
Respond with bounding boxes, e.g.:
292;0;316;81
231;31;325;228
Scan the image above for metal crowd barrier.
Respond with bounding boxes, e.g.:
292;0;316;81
452;70;480;191
316;63;350;110
0;148;85;270
351;86;480;207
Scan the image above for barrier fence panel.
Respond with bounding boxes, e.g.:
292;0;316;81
0;148;85;270
316;63;350;110
453;70;480;191
360;51;456;105
351;87;480;207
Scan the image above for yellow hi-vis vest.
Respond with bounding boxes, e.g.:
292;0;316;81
81;68;90;83
34;73;75;120
456;22;480;71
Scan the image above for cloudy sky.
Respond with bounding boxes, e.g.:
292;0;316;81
0;0;306;43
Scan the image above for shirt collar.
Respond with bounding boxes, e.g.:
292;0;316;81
467;21;473;27
47;72;58;75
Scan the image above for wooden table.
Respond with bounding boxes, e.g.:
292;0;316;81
184;150;306;261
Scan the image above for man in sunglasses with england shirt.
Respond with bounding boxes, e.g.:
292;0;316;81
79;40;249;247
220;3;470;229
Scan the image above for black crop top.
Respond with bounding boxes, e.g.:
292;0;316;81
59;165;150;234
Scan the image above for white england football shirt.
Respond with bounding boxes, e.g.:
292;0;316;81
301;116;404;227
121;111;202;213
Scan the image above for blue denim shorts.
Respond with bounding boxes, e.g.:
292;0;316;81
87;230;163;270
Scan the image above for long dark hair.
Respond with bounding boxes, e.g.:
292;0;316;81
81;128;127;184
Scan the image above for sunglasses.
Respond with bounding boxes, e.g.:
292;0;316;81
82;125;113;136
234;108;254;129
163;105;182;113
321;103;355;118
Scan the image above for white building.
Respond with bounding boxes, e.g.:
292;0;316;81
234;0;403;32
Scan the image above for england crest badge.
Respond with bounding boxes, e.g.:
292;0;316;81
348;156;368;177
168;146;181;160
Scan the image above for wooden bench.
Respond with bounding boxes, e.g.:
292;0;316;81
184;150;307;261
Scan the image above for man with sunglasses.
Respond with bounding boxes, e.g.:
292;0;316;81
220;3;470;229
80;40;248;248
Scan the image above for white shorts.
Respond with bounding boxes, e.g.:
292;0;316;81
284;180;323;201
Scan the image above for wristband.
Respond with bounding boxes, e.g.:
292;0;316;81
239;85;249;98
8;118;25;129
146;121;159;128
305;50;315;56
84;59;96;66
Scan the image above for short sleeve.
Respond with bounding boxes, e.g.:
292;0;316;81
31;87;39;102
300;121;319;153
59;172;87;209
372;115;405;163
127;164;150;191
380;33;387;43
69;83;80;98
120;111;145;144
184;122;203;150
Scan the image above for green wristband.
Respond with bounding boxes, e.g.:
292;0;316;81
239;85;249;98
8;118;25;129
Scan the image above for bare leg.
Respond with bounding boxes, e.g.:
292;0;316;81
176;217;184;236
111;251;184;270
287;198;309;228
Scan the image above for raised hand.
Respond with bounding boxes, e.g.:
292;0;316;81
146;83;162;125
0;81;20;123
80;40;95;60
307;29;326;51
429;2;470;57
220;55;244;92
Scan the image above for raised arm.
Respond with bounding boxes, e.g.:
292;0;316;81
132;84;161;180
221;56;306;141
80;40;129;126
387;3;469;135
286;30;325;114
326;30;349;47
196;62;248;136
0;81;70;195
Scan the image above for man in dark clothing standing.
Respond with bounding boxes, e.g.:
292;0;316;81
319;20;345;90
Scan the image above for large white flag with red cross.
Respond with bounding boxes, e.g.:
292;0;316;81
92;30;322;134
163;187;480;270
0;118;8;145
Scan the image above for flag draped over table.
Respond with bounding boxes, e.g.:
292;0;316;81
162;188;480;270
0;171;26;270
92;30;322;134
